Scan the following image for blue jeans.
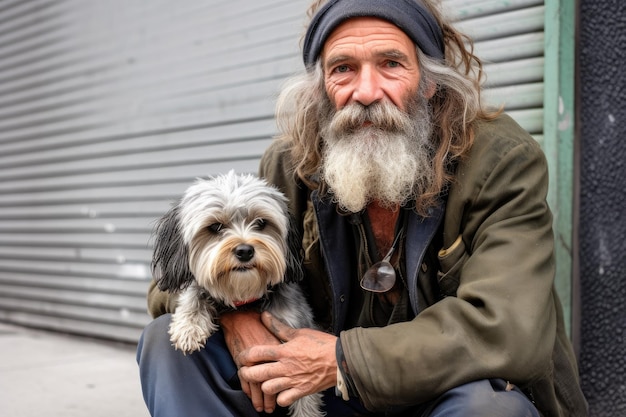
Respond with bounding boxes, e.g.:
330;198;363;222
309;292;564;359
137;314;539;417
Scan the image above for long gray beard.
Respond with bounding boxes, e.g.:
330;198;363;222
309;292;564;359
319;96;434;213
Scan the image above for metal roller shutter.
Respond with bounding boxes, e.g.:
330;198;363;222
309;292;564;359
0;0;547;342
443;0;545;142
0;0;306;342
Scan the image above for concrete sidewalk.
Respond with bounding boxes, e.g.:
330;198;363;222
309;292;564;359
0;322;150;417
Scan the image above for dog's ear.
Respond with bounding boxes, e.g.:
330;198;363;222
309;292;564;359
151;204;195;292
284;215;304;283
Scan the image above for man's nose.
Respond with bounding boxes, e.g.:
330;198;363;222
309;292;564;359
351;66;384;106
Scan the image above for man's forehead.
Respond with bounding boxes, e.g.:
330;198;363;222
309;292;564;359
321;17;417;63
302;0;444;68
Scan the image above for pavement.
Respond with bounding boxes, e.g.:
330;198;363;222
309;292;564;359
0;322;150;417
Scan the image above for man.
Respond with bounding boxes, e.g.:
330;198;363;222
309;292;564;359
137;0;588;416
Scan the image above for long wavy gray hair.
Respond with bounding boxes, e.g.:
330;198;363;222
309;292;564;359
275;0;501;215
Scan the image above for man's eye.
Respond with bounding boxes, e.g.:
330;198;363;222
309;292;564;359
334;65;350;73
208;223;223;233
386;60;400;68
253;219;267;230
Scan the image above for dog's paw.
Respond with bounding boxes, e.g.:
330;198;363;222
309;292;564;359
170;332;206;353
169;322;212;354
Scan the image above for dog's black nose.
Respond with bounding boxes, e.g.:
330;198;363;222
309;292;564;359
234;244;255;262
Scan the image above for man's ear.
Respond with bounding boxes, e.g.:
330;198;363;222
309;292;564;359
424;80;437;99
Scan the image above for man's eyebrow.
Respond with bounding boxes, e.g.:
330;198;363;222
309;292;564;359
375;49;411;62
324;54;350;70
323;49;412;70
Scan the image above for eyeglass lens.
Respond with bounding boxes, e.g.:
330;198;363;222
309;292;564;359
359;228;402;293
360;259;396;292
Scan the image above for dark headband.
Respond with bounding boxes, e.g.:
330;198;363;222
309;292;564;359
302;0;445;68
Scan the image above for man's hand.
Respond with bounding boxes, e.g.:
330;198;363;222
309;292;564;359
237;311;338;408
220;310;281;413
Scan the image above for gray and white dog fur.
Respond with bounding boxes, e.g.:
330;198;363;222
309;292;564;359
151;170;323;417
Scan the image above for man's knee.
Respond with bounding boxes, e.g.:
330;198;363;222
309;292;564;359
141;314;171;341
137;314;238;382
136;315;259;417
137;314;173;362
427;379;539;417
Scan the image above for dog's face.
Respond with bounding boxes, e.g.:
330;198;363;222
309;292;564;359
152;171;295;307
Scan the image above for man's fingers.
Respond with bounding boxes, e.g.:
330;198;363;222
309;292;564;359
239;361;281;383
249;382;264;412
261;311;298;342
237;345;281;368
260;376;293;395
239;372;277;413
276;387;304;408
240;378;251;397
263;390;278;414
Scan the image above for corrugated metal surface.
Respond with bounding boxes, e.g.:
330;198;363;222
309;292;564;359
444;0;545;142
0;0;306;342
0;0;545;342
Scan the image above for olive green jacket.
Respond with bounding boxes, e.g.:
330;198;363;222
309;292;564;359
146;114;587;416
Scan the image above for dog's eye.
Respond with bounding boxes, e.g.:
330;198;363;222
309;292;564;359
208;223;224;234
253;219;267;230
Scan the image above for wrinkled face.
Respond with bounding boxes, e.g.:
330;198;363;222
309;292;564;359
317;17;435;213
322;17;423;111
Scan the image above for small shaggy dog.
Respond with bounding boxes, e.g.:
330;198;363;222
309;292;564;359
151;171;322;417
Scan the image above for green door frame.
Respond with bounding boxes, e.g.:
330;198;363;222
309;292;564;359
543;0;577;339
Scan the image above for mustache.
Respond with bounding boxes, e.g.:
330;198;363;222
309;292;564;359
327;101;414;134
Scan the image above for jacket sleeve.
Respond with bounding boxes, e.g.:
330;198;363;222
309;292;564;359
340;117;558;410
146;279;178;318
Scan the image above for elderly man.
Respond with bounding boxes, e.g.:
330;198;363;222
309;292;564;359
137;0;588;416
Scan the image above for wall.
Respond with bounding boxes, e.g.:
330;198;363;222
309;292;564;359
0;0;305;341
578;0;626;415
